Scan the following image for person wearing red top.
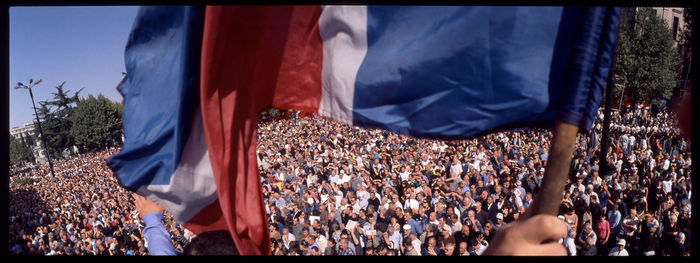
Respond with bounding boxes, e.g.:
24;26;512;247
594;214;610;254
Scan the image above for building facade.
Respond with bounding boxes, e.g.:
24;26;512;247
652;7;687;47
10;123;35;140
10;123;47;163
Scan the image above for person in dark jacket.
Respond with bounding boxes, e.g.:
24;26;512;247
580;236;597;256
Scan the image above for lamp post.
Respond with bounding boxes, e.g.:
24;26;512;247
14;79;56;177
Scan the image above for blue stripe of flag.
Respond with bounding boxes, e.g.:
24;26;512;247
352;6;619;139
106;6;204;188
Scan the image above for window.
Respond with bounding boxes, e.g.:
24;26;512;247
673;16;679;40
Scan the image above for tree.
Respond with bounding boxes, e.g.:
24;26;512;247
9;133;34;165
34;82;83;158
70;94;123;153
614;7;682;108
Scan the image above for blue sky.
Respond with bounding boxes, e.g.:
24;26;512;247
9;6;139;128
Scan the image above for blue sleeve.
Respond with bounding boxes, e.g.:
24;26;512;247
142;212;177;256
414;220;424;234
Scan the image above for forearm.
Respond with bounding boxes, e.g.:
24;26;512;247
142;212;177;255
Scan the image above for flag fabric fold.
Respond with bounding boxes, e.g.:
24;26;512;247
107;6;620;255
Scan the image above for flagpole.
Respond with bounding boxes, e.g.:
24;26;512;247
599;44;619;179
523;120;579;218
526;20;619;219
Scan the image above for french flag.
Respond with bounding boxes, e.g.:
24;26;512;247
107;6;619;255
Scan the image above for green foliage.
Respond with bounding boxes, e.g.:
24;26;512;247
13;177;36;186
70;94;124;152
614;7;682;107
9;133;34;165
34;82;83;159
19;133;34;148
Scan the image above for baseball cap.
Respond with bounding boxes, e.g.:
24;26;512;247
496;213;503;220
403;224;411;230
617;239;626;246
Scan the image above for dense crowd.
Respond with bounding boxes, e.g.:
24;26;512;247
7;105;691;256
8;149;195;255
258;106;691;256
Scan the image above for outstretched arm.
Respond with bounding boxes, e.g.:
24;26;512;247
134;193;177;256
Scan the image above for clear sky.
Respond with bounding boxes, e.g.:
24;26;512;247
9;6;139;129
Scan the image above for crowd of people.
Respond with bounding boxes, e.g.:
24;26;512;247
9;149;195;255
7;105;691;256
258;106;691;256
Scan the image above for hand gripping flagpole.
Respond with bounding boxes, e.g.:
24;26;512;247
483;120;579;256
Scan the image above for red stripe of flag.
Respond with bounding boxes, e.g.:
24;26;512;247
198;5;323;255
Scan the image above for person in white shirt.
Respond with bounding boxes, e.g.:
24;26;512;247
340;170;352;184
403;192;420;213
399;166;411;182
590;170;602;189
621;209;640;238
384;224;403;251
410;233;422;253
314;230;328;254
662;177;674;194
282;228;296;251
328;169;340;185
450;156;463;178
628;135;636;152
472;237;488;255
662;158;671;171
608;239;629;256
355;155;364;169
564;229;577;256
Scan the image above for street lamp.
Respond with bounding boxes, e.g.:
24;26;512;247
14;78;56;177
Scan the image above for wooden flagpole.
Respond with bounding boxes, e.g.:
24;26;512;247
525;27;619;218
523;120;579;218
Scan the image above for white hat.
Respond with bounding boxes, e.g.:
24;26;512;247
308;198;314;204
496;213;503;220
617;239;626;246
403;224;411;230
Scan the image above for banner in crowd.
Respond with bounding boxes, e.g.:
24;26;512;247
107;6;620;255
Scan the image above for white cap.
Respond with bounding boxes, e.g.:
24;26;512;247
496;213;503;220
403;224;411;230
308;198;314;204
617;239;626;246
